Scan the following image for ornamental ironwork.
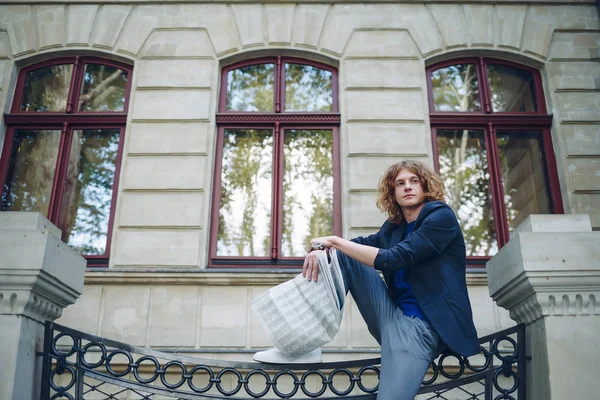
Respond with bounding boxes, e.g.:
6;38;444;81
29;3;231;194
41;322;526;399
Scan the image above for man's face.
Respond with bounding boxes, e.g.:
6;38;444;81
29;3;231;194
394;168;425;209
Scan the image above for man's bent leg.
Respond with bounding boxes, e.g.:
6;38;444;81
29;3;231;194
336;251;396;344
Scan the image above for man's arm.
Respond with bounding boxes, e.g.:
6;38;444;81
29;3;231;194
373;206;458;272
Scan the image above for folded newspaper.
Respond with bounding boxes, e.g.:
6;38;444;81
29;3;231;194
252;249;346;358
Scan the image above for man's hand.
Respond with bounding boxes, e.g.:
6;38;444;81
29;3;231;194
302;250;325;282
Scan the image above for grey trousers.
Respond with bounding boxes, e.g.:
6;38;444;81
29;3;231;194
337;252;438;400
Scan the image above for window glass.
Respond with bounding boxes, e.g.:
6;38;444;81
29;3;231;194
78;64;128;111
284;64;333;112
226;64;275;111
282;130;334;256
1;130;61;216
496;130;551;232
20;65;73;112
217;129;273;256
437;129;498;256
487;65;537;112
431;64;480;112
58;129;120;255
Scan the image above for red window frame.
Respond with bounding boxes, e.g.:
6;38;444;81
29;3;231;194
211;57;341;268
0;56;132;267
427;57;564;267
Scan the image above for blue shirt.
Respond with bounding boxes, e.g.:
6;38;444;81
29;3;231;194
393;221;427;320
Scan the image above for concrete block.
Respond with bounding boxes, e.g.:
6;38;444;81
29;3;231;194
345;30;419;58
127;122;209;154
90;5;131;49
141;28;215;58
568;158;600;192
556;92;600;121
495;6;527;49
347;157;429;191
192;4;239;55
0;31;10;57
529;5;599;31
346;90;425;121
0;60;8;91
266;4;294;45
112;229;201;266
429;5;467;48
348;297;379;348
521;18;554;58
549;32;600;60
573;194;600;228
249;287;273;347
66;5;98;45
347;123;428;155
57;286;103;335
148;286;198;347
117;5;237;56
0;6;36;55
561;124;600;157
200;287;248;347
348;192;384;229
320;4;442;56
131;90;211;120
136;59;214;88
345;60;423;89
513;214;592;234
118;192;204;227
549;62;600;90
462;5;494;46
292;4;329;48
121;155;206;190
35;6;64;49
232;4;264;47
101;286;150;345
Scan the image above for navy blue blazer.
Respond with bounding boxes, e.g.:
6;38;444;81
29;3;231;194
351;201;479;357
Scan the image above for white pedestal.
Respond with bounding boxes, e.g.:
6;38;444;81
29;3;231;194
487;214;600;400
0;212;86;400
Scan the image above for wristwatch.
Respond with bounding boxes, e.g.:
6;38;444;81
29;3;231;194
310;242;325;252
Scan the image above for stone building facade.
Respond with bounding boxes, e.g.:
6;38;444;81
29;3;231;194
0;0;598;366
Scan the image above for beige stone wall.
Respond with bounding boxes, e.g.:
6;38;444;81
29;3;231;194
0;2;598;354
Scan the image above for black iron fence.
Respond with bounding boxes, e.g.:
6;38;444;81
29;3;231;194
41;322;525;399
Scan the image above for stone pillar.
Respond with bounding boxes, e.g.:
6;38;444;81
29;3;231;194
487;215;600;400
0;212;85;400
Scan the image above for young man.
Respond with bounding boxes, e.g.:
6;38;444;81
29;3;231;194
303;160;479;400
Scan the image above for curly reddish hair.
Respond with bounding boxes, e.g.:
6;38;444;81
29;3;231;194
376;160;445;223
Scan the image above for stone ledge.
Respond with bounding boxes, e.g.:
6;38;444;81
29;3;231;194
84;269;488;286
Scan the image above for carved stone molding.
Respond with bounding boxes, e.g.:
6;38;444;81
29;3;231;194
487;214;600;325
0;212;86;323
509;292;599;324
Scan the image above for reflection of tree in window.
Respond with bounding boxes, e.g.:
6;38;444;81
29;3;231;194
226;64;275;111
59;130;120;254
21;65;73;112
285;64;332;112
218;130;273;256
1;130;61;216
282;130;333;256
437;130;498;256
431;65;480;112
487;65;537;112
78;64;128;111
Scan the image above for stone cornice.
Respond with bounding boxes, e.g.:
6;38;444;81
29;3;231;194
492;269;600;324
84;269;488;286
0;0;594;4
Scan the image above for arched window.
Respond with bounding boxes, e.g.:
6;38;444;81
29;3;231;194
427;57;563;265
211;57;340;267
1;57;132;267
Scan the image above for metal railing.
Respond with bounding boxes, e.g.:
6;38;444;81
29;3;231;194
41;322;525;399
